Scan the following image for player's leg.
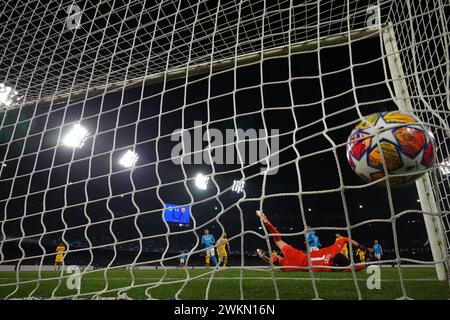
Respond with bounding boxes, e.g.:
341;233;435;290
217;250;223;266
331;252;350;267
335;234;361;248
205;250;211;267
217;249;228;267
54;255;62;271
342;264;366;272
327;236;366;272
211;251;218;266
256;249;272;265
257;247;291;269
256;210;289;251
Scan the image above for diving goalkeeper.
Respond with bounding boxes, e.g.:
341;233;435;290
256;210;365;272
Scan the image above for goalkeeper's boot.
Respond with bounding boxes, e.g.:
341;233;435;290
256;249;272;265
256;210;270;225
256;248;266;258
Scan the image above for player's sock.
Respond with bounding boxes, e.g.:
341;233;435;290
256;210;281;242
264;221;281;242
211;256;218;266
223;256;228;267
272;255;279;264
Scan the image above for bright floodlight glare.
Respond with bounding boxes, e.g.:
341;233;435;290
440;160;450;175
231;180;245;193
62;124;89;148
195;173;209;190
0;83;21;107
119;150;139;168
359;204;363;208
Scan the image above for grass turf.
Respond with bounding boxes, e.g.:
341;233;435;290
0;267;448;300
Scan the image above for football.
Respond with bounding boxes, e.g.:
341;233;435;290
346;111;435;186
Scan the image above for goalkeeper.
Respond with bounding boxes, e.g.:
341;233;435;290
256;210;365;272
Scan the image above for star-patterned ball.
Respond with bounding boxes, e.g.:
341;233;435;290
346;111;435;186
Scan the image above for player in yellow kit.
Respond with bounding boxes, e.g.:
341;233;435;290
336;235;349;258
54;243;66;271
217;233;230;267
356;247;366;263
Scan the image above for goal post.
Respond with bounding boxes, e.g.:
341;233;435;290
382;23;449;281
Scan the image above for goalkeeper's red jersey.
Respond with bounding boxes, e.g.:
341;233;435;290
273;237;358;272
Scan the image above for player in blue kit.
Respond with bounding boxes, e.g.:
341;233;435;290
179;250;187;268
307;228;321;252
373;240;383;262
201;228;218;267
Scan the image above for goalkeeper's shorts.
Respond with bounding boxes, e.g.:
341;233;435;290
206;248;215;257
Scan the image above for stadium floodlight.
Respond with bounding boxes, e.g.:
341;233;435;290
62;124;89;148
359;205;363;208
232;180;245;193
119;150;139;168
194;173;209;190
0;83;21;108
440;160;450;175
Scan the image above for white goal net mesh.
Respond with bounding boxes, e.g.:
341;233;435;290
0;0;449;300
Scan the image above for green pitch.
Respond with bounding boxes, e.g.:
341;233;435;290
0;267;449;300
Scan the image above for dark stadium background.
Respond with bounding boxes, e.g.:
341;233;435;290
0;0;432;267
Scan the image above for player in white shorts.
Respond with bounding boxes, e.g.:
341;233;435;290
201;228;218;267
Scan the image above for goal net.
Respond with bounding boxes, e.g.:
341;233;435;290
0;0;449;300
